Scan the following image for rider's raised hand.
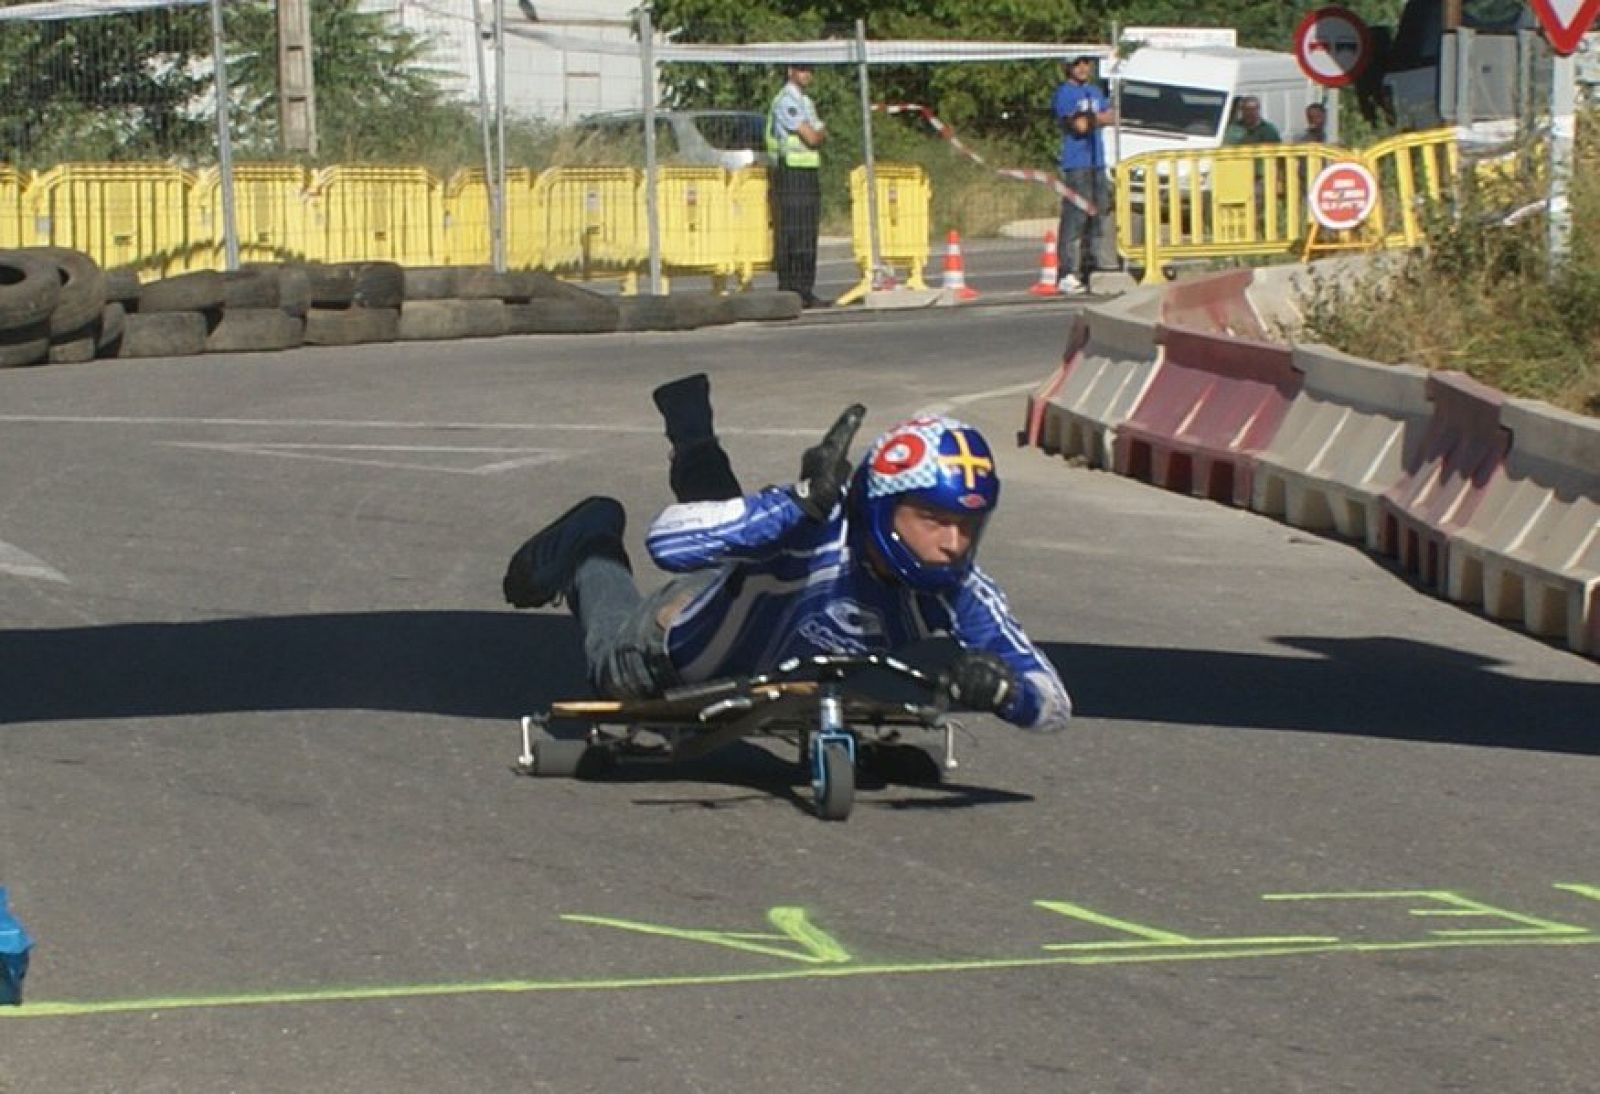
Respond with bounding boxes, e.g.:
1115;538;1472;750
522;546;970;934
940;650;1016;715
792;403;866;520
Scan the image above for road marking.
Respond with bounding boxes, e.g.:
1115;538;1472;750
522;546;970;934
162;441;568;475
0;414;819;438
917;380;1041;417
0;539;68;584
6;884;1596;1021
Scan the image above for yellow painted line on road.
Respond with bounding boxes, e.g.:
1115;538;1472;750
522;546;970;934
6;932;1597;1021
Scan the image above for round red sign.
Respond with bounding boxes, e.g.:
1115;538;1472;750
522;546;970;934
1294;6;1373;88
1310;162;1378;231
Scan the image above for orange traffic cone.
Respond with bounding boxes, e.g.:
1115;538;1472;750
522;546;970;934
940;229;979;301
1029;230;1061;296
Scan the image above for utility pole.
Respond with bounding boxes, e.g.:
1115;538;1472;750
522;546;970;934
277;0;317;155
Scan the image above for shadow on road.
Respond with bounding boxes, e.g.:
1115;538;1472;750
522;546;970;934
1042;635;1599;755
0;614;1593;756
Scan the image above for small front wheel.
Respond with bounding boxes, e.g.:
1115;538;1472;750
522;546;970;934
813;741;855;821
532;738;591;778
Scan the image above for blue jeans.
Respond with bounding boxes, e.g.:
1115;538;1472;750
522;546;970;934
571;559;715;699
1056;167;1109;281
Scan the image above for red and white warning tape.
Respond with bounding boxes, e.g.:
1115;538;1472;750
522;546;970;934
875;102;1097;216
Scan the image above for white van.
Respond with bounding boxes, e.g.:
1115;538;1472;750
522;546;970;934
1104;45;1335;166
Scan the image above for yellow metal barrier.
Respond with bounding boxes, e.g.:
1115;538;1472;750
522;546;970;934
527;167;644;290
25;163;196;274
442;168;541;268
191;164;314;266
1116;144;1351;283
1364;128;1459;247
1116;129;1460;283
655;166;736;292
726;166;772;289
837;164;930;307
306;166;444;265
0;167;24;250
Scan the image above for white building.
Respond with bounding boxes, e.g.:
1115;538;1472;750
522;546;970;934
359;0;648;124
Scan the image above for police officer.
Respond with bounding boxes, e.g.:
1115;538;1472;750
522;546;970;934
767;61;829;309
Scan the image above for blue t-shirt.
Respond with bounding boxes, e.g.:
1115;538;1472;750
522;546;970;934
1052;80;1109;171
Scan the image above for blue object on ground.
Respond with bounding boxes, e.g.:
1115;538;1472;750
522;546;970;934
0;886;33;1005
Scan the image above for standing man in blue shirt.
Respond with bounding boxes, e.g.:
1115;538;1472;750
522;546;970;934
1051;54;1115;296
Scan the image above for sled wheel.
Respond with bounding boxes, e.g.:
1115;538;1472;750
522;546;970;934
813;741;854;822
532;738;591;778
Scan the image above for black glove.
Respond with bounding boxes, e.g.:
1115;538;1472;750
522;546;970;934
941;651;1017;715
792;403;865;520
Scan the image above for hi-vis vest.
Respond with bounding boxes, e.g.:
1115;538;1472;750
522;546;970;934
766;87;820;169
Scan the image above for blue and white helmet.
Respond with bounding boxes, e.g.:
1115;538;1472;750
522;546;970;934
850;415;1001;592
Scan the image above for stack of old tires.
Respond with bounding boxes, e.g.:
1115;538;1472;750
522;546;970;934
0;246;804;369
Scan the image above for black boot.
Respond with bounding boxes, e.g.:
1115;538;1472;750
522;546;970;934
651;373;715;448
652;372;743;502
503;496;628;609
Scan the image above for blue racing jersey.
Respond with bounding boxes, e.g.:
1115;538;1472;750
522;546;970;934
646;487;1072;732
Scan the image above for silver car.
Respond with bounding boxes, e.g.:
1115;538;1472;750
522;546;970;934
572;110;768;171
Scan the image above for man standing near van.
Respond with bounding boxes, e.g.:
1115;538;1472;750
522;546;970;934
1224;96;1282;145
1051;54;1114;296
767;61;829;309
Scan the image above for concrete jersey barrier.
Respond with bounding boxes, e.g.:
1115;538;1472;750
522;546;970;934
1113;324;1301;508
1444;399;1600;655
1030;286;1163;470
1023;263;1599;660
1253;343;1432;550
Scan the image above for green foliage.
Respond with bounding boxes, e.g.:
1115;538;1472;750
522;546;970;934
225;0;488;169
0;2;213;166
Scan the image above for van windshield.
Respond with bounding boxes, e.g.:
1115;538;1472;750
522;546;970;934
1115;81;1228;137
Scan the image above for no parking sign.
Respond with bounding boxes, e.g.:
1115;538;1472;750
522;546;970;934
1310;162;1378;232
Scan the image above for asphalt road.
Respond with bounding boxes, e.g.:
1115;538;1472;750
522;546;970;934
2;301;1597;1092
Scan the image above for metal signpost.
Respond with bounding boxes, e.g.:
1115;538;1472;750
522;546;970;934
1528;0;1599;268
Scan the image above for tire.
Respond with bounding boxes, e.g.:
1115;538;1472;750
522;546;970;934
674;294;733;328
277;263;312;319
397;298;506;341
352;262;405;310
813;741;855;821
0;319;50;367
103;267;143;307
727;290;802;322
0;249;62;333
26;246;106;336
532;738;590;778
517;271;616;308
306;262;358;308
47;319;98;364
205;307;305;353
616;295;704;333
223;267;281;310
119;311;208;358
304;306;399;346
503;298;619;335
401;265;459;301
95;301;126;358
140;270;225;314
455;267;517;301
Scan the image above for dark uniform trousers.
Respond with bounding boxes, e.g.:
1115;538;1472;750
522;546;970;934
770;161;821;297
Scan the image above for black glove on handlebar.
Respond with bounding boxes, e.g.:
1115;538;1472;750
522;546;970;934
941;651;1016;715
792;403;866;520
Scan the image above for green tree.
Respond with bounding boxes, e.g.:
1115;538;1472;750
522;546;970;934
225;0;482;169
0;1;212;167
